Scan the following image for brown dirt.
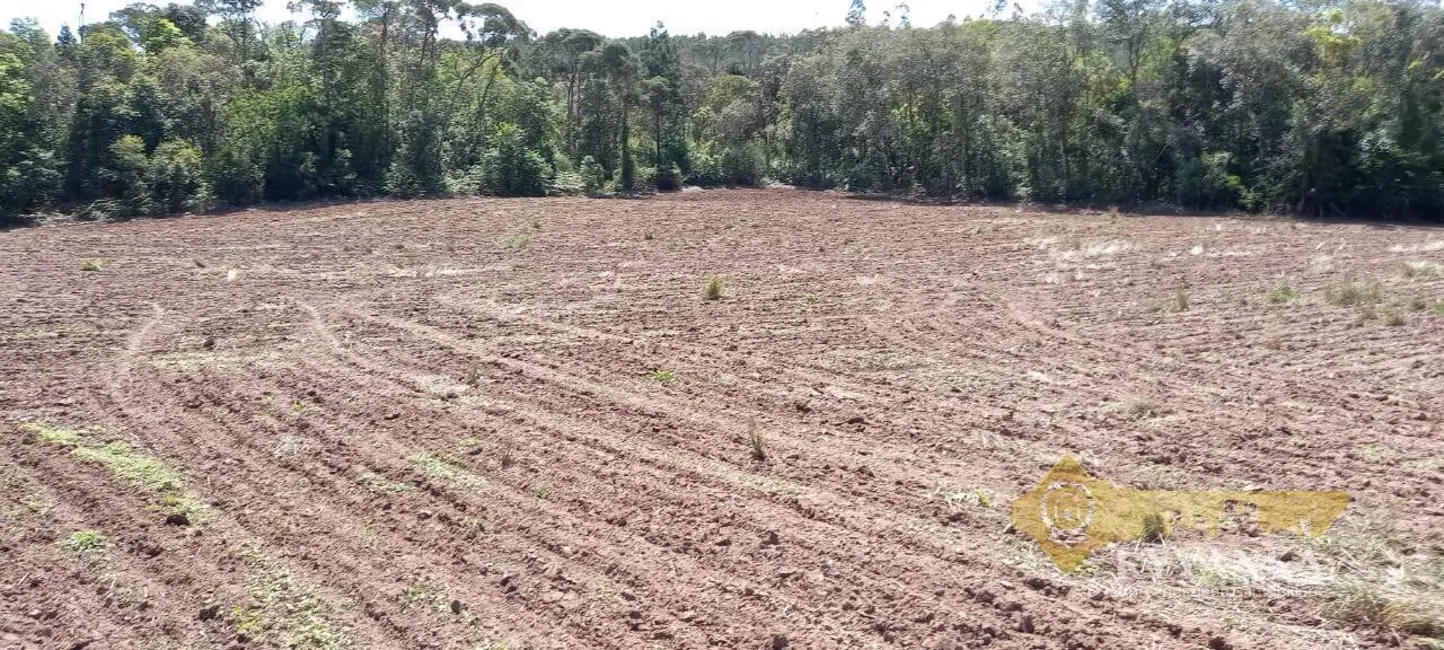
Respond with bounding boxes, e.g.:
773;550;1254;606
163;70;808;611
1;189;1441;650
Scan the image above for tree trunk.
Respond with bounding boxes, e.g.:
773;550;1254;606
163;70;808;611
620;100;633;191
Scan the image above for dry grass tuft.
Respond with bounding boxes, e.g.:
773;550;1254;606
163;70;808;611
1325;281;1383;307
1401;261;1443;279
1323;581;1444;639
746;417;766;461
1120;398;1169;421
1268;283;1300;304
1157;288;1190;313
704;275;726;301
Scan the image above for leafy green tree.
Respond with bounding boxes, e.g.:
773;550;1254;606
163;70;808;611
641;22;686;186
0;36;61;222
596;42;639;191
0;0;1441;221
847;0;868;28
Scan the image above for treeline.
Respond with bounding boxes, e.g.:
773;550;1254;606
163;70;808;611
3;0;1444;225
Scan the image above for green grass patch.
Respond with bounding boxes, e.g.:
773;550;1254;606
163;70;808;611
22;422;212;523
231;546;354;650
503;233;532;250
400;581;448;609
1267;283;1300;304
355;471;413;494
61;530;106;554
408;452;486;490
20;422;99;446
648;368;677;384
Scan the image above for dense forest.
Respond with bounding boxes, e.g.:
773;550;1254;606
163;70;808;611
2;0;1444;225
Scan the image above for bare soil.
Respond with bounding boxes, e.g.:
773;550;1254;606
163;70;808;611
2;189;1441;650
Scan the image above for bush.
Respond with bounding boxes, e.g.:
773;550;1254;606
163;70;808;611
384;160;434;198
108;135;153;218
0;149;60;226
447;126;550;197
655;163;680;191
688;141;763;187
553;152;576;174
548;170;585;195
718;143;764;186
76;198;122;221
210;146;263;206
1175;151;1243;210
579;156;610;195
107;136;212;218
479;125;548;197
147;140;213;214
686;145;719;186
384;112;445;198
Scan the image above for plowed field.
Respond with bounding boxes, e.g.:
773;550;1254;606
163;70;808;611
2;189;1442;650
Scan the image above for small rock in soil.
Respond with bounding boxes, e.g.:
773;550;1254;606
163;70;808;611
165;513;190;526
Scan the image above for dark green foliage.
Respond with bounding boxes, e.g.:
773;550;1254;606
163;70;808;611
691;141;764;186
107;135;211;218
654;162;680;191
2;0;1443;221
146;140;212;214
578;155;610;194
457;124;548;196
386;111;446;198
0;36;61;223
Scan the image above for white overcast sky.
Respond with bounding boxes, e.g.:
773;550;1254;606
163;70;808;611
4;0;1019;38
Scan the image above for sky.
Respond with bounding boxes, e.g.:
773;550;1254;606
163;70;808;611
3;0;1017;39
